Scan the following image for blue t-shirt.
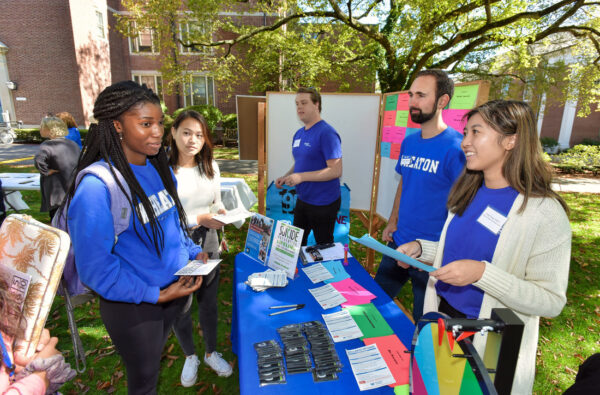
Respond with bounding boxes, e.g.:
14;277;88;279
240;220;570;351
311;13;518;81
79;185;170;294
68;160;202;304
66;127;83;148
436;184;519;318
292;120;342;206
393;127;465;246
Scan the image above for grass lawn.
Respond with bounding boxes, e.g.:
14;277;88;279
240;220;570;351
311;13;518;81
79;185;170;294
1;148;598;394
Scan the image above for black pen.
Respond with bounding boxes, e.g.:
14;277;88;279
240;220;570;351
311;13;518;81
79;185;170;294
268;304;305;316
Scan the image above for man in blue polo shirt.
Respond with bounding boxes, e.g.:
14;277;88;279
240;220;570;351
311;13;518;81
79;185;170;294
276;87;342;246
374;70;466;322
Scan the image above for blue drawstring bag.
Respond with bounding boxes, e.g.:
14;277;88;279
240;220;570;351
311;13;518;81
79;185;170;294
266;182;350;245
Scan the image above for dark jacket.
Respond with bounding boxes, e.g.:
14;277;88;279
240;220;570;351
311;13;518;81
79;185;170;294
34;138;80;212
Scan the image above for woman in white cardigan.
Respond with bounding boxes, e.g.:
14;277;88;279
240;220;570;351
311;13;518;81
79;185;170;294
168;111;233;386
397;100;571;394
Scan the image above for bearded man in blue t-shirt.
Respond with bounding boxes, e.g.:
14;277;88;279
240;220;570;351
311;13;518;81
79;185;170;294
374;70;466;322
276;87;342;246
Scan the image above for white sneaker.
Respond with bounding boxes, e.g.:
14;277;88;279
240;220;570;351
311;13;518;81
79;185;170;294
180;354;200;387
204;352;233;377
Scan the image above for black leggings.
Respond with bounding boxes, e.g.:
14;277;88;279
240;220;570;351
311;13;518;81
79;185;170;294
100;297;185;395
293;197;341;246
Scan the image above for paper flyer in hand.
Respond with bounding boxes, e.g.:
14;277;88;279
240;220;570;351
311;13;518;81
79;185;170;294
267;221;304;279
349;234;435;273
244;213;275;264
175;259;222;276
212;207;252;225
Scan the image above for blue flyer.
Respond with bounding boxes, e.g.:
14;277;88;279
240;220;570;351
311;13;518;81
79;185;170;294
244;213;275;264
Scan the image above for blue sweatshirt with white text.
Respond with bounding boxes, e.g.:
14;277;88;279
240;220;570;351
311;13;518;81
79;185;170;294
67;160;202;304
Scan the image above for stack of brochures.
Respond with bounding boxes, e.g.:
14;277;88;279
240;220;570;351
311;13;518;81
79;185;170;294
246;269;288;292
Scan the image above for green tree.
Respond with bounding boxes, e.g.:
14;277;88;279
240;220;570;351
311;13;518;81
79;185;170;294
119;0;600;111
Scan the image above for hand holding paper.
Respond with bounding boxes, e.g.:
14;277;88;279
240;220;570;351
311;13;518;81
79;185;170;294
349;234;434;273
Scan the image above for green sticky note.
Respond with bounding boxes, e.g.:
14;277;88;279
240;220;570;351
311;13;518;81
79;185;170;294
344;303;394;339
394;384;410;395
396;111;409;127
449;84;479;109
386;95;399;111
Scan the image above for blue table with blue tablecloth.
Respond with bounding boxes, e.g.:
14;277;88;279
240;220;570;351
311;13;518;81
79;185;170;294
232;252;416;394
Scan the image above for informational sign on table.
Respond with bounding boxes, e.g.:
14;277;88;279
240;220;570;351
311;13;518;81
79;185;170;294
266;221;303;279
244;214;275;264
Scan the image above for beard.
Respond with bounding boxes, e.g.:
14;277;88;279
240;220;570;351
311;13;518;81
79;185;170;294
409;106;436;124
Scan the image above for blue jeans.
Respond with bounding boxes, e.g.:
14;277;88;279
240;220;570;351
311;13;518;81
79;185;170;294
374;241;429;322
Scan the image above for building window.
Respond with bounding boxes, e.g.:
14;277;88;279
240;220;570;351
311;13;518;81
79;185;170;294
95;11;105;39
179;22;211;54
183;75;215;106
132;74;163;98
130;24;158;54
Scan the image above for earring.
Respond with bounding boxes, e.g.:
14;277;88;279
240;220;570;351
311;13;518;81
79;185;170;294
119;133;123;141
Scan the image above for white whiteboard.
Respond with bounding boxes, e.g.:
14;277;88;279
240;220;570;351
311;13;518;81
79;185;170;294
266;92;381;211
376;156;401;219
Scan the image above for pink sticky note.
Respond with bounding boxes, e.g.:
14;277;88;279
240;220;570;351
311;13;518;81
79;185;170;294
363;335;410;387
383;111;397;127
331;278;375;307
390;127;405;144
442;109;468;134
397;93;410;111
382;126;394;142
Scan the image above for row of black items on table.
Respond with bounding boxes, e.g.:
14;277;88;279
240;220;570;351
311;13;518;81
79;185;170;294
278;321;343;382
254;340;286;387
299;243;336;265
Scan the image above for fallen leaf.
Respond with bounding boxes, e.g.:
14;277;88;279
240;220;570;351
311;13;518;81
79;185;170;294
573;353;585;363
565;366;577;375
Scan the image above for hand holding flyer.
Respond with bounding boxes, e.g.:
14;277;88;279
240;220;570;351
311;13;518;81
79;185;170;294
175;259;222;276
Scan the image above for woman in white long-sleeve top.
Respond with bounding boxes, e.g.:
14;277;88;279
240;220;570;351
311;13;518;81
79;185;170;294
397;100;571;394
168;110;232;386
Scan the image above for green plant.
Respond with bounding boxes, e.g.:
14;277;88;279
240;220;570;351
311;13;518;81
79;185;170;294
14;129;43;143
580;138;600;146
541;152;551;163
13;128;89;144
172;105;223;132
540;137;559;149
551;144;600;174
222;113;237;130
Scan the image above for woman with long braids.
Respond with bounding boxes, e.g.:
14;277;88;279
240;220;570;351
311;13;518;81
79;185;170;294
397;100;571;393
61;81;206;394
168;111;232;386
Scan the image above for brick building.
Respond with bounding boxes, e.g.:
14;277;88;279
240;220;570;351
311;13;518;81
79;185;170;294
1;1;594;145
0;0;373;129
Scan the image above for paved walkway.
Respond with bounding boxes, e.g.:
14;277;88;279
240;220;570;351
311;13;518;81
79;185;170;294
551;177;600;193
1;143;599;192
0;143;259;173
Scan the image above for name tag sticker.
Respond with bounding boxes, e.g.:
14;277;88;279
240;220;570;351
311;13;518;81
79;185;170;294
293;139;301;148
477;206;507;235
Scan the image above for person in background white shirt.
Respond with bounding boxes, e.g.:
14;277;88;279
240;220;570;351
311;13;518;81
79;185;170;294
168;110;233;385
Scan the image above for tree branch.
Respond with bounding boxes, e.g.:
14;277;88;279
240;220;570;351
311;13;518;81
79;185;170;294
411;0;586;76
183;10;338;48
355;0;382;20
